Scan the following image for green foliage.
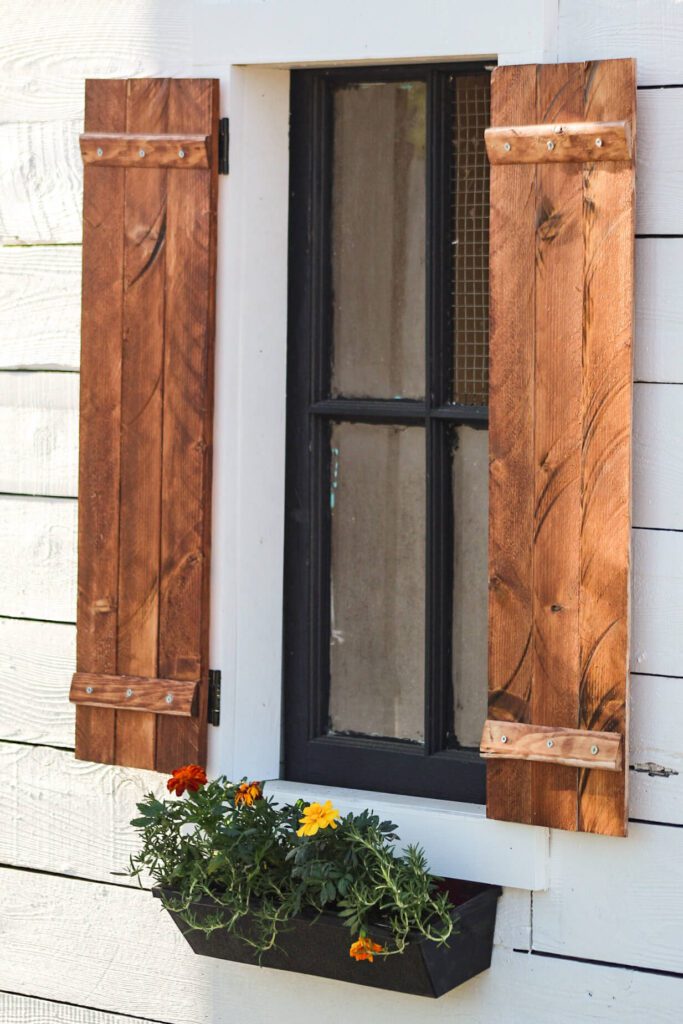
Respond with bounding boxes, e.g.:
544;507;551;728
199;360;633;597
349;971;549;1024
130;777;458;960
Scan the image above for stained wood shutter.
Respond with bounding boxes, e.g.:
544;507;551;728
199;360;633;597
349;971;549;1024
69;79;218;772
481;59;635;837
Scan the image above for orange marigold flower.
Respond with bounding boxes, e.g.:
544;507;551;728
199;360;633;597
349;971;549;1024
235;781;263;807
296;799;340;837
167;764;208;797
349;935;384;963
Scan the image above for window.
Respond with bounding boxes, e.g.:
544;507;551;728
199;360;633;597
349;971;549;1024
284;64;491;803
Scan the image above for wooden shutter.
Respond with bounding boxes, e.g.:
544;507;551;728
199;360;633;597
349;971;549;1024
69;79;219;772
481;59;635;836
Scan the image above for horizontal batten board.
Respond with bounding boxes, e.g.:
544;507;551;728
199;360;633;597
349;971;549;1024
630;673;683;825
0;618;75;746
534;822;683;973
0;496;76;622
557;0;683;86
0;0;193;122
0;371;78;496
0;742;165;886
633;384;683;530
1;868;681;1024
0;246;80;370
631;528;683;677
0;119;83;245
0;993;152;1024
635;238;683;384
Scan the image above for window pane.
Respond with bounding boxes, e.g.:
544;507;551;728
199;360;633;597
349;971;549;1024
451;74;490;405
328;422;425;741
331;81;426;399
451;426;489;747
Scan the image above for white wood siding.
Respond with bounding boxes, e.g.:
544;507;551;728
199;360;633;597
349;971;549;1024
2;1;683;1022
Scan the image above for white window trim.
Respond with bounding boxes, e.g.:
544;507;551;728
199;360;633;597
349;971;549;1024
202;0;558;890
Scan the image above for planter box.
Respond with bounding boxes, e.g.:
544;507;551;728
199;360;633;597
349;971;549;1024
154;879;501;998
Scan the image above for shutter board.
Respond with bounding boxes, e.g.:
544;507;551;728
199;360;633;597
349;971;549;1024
73;78;218;773
485;59;635;837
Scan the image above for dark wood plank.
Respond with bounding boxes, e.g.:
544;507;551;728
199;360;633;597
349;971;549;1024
75;79;127;764
486;119;632;164
70;673;198;716
81;132;210;168
530;62;585;830
114;79;170;768
487;64;537;826
156;79;219;773
481;720;622;771
578;59;636;837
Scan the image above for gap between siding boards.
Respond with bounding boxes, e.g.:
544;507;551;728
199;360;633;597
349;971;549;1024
514;948;683;981
0;861;147;894
0;990;172;1024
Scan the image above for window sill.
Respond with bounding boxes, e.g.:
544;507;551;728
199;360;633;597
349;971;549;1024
265;780;549;891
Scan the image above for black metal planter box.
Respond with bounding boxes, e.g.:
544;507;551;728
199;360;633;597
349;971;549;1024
154;879;501;998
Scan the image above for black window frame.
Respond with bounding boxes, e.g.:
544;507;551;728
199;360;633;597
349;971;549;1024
283;62;491;804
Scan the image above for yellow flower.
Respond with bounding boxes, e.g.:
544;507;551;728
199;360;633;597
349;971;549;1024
296;799;340;837
235;781;263;807
349;935;383;963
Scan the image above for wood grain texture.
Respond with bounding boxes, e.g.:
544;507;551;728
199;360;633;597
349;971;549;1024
578;58;635;836
114;78;169;769
81;132;210;167
74;79;218;772
71;672;198;716
486;60;635;835
481;720;622;771
0;496;76;622
0;618;75;747
1;866;682;1024
0;246;80;370
74;79;126;764
487;63;536;828
0;371;78;497
156;79;219;773
486;120;632;164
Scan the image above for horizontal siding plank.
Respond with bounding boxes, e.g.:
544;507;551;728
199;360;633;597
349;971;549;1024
637;89;683;235
0;496;76;622
0;372;79;496
631;672;683;825
0;618;75;747
558;0;683;86
0;0;193;122
633;383;683;530
1;868;681;1024
0;993;153;1024
534;822;683;972
0;742;164;885
635;238;683;383
0;246;81;370
631;528;683;678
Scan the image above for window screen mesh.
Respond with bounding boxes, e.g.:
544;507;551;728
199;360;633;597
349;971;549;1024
452;74;490;406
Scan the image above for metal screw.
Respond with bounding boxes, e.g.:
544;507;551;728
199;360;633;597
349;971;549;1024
595;137;603;148
503;142;511;152
554;125;562;134
591;744;599;755
547;738;554;748
125;687;134;698
500;734;508;744
138;149;146;158
178;148;185;159
86;685;93;694
96;147;103;157
547;140;555;151
165;693;174;705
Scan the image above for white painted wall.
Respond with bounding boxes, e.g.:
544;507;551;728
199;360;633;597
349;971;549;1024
3;0;683;1021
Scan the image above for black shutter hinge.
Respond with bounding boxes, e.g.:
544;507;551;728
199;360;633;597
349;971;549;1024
208;669;221;726
218;118;229;175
